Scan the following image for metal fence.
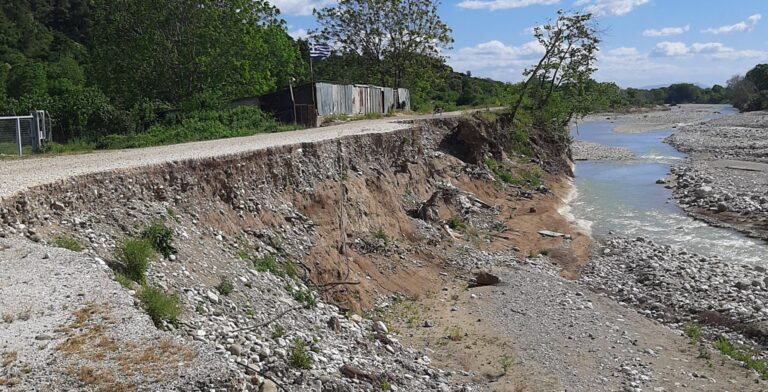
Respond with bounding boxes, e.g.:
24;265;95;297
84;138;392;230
0;111;51;157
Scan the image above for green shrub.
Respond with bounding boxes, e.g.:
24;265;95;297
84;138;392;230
272;324;285;339
254;254;281;275
283;259;298;279
139;286;181;327
119;238;154;283
293;290;317;308
289;339;313;369
52;235;83;252
684;322;702;344
447;216;466;231
142;220;176;258
216;277;234;296
373;228;390;245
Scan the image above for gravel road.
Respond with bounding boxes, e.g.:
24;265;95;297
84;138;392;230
0;111;480;199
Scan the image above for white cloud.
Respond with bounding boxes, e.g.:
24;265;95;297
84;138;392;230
650;41;768;61
652;41;689;57
288;28;309;40
447;40;545;81
703;14;761;34
642;25;690;37
574;0;649;16
266;0;336;16
457;0;559;11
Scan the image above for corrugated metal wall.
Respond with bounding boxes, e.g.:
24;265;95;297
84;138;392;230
397;88;411;111
317;82;409;117
316;82;354;116
383;88;395;114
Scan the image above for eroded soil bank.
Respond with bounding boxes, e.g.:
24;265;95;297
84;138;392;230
2;113;764;391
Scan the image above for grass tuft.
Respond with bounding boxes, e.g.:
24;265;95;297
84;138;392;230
52;235;83;252
118;238;154;283
713;336;768;379
216;277;234;296
684;322;702;345
114;273;133;289
289;339;313;369
139;286;181;327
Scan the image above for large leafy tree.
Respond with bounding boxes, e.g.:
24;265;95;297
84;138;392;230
509;10;600;127
313;0;453;89
90;0;304;107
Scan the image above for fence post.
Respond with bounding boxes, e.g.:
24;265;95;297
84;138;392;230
15;117;22;157
30;111;40;153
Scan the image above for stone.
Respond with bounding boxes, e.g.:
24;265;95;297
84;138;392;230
423;320;434;328
373;321;388;334
472;271;501;287
260;379;278;392
206;290;220;304
228;344;243;356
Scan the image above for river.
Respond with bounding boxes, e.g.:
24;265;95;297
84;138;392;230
568;107;768;265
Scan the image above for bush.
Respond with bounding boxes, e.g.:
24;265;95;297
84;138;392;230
254;254;281;275
52;235;83;252
142;220;176;258
216;277;234;296
447;216;466;231
119;238;154;283
139;286;181;327
114;273;133;289
292;290;317;308
289;339;313;369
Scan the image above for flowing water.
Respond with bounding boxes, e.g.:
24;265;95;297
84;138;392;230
568;107;768;265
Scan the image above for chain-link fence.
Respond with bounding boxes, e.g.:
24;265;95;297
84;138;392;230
0;116;33;156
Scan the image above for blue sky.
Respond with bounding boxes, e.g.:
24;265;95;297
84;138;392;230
269;0;768;88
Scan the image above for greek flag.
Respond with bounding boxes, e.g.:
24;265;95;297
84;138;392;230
309;42;332;60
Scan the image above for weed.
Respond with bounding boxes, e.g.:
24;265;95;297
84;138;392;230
195;303;206;315
216;277;234;296
283;259;298;279
373;228;390;245
114;273;133;289
236;249;250;261
499;354;514;375
139;286;181;327
447;216;466;231
684;322;702;345
272;324;285;339
118;238;154;283
254;254;281;275
53;235;83;252
293;290;317;308
713;336;768;379
379;378;391;391
141;221;175;258
447;326;464;342
289;339;313;369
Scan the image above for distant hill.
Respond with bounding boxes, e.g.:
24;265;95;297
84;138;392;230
639;83;710;90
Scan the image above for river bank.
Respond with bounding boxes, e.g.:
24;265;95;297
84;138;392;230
581;104;729;134
666;111;768;241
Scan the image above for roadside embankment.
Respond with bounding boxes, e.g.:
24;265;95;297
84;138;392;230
666;110;768;241
0;115;589;391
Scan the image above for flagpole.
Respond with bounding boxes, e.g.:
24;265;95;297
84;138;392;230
309;46;317;126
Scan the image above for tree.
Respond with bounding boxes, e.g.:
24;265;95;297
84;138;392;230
727;74;757;110
666;83;699;105
90;0;304;107
509;10;600;126
313;0;452;89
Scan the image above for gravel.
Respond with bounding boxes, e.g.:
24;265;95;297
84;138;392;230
571;141;635;161
665;110;768;240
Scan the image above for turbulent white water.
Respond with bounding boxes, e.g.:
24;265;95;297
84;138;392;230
569;109;768;265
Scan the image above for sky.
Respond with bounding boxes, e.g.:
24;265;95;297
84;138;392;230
268;0;768;88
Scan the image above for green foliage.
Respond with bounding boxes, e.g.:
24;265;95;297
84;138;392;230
498;354;513;375
272;324;285;339
52;234;83;252
118;238;154;283
684;322;702;344
283;259;298;279
114;273;133;289
293;290;317;308
139;286;181;327
289;339;313;369
713;337;768;379
141;220;176;259
447;216;466;231
216;277;234;296
373;228;391;245
254;254;281;275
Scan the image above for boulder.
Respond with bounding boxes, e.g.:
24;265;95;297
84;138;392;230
472;271;501;287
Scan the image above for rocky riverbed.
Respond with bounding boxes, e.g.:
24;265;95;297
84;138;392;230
571;141;635;161
666;110;768;240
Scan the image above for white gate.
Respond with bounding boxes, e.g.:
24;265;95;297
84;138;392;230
0;111;51;156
